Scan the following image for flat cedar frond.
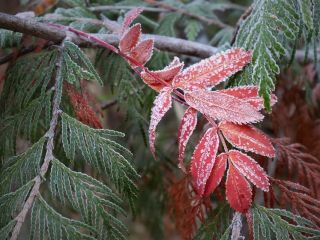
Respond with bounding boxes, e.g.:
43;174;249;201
250;204;320;239
167;176;211;240
234;0;319;109
271;178;320;228
0;39;138;239
273;138;320;197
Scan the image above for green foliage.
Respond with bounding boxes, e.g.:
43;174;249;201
62;41;102;85
235;0;319;110
30;195;95;240
0;29;22;48
155;13;181;37
50;159;127;239
1;50;57;114
0;38;138;239
61;112;138;203
0;138;45;194
252;205;320;239
235;0;300;109
184;19;203;41
0;94;51;158
194;203;232;240
0;181;33;228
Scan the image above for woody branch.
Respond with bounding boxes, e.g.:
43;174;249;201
9;41;64;240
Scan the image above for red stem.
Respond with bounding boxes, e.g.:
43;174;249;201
56;25;186;101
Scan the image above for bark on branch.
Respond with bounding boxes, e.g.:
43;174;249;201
0;12;218;58
9;42;64;240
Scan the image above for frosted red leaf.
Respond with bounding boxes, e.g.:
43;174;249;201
177;107;198;172
190;126;219;196
203;153;228;197
173;48;252;90
220;86;277;110
228;150;270;191
119;23;141;53
149;87;172;157
185;89;264;124
219;121;275;157
141;57;184;91
120;7;144;34
226;163;252;213
128;39;154;66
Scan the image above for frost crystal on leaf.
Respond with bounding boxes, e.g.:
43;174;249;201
141;57;184;91
119;23;141;53
185;89;264;124
220;86;277;111
120;7;144;34
128;39;154;66
226;163;252;213
177;107;198;172
228;150;270;191
203;153;228;197
173;48;252;90
190;126;219;196
149;87;173;157
219;121;275;157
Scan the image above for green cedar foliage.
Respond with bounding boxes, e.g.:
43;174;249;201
0;40;138;239
235;0;320;110
251;205;320;239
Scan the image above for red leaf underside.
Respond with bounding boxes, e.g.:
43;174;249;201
177;107;198;171
228;150;270;191
219;121;275;157
141;57;184;91
128;39;154;66
190;126;219;196
220;86;277;110
174;48;252;90
121;7;144;34
119;23;141;53
185;89;264;124
149;88;172;156
226;163;252;213
203;153;228;196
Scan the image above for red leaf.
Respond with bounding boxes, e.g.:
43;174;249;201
219;121;275;157
128;39;154;66
141;57;184;91
226;163;252;213
119;23;141;53
228;150;270;191
149;87;172;157
220;86;277;110
177;107;198;172
174;48;252;90
191;126;219;196
121;7;144;34
185;89;264;124
203;153;228;197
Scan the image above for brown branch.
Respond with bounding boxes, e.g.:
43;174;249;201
0;13;316;64
9;42;64;240
0;12;218;60
89;5;168;12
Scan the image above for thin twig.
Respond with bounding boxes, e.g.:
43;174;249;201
90;5;168;13
0;12;217;61
10;42;64;240
146;0;231;29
